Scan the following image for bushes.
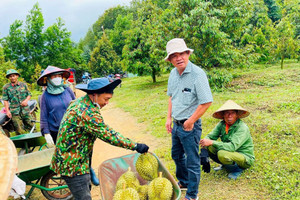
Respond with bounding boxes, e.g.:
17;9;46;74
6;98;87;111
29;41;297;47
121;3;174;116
206;68;233;92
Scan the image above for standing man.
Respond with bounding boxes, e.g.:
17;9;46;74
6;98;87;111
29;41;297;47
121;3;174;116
2;69;33;135
165;38;213;200
200;100;255;180
50;78;149;200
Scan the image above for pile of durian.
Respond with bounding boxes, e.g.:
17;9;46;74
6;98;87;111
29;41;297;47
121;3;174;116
113;153;173;200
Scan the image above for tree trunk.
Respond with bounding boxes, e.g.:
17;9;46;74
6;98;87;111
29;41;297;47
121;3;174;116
151;67;156;83
281;54;284;69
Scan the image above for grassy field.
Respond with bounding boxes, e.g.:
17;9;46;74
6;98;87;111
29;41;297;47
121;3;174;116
111;61;300;200
4;61;299;199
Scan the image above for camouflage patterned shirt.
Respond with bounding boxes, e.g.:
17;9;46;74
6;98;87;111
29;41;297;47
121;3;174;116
2;82;32;115
50;95;137;177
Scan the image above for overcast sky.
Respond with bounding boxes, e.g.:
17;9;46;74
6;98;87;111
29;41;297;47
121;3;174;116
0;0;132;42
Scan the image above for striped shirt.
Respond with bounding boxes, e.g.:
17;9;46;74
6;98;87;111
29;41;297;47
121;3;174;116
167;61;213;120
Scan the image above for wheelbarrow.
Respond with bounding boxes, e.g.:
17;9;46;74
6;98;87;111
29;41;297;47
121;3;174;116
17;148;73;200
10;132;48;154
98;152;181;200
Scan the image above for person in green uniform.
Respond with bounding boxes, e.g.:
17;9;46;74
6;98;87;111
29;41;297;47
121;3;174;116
2;69;33;135
50;77;149;200
200;100;255;180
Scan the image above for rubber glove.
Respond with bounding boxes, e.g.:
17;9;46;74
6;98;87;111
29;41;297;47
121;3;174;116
90;168;99;186
200;148;211;173
45;133;55;147
135;143;149;153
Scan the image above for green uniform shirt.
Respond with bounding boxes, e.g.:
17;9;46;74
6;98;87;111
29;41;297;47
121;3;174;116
2;82;32;115
205;119;255;166
50;95;136;177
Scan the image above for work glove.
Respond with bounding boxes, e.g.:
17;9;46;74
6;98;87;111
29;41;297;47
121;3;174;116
44;133;55;147
200;148;211;173
135;143;149;154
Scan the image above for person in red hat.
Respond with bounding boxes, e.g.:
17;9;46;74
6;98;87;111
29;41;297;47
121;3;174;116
37;66;75;145
200;100;255;180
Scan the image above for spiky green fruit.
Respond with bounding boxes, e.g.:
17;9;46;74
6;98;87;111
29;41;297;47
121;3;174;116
115;167;140;191
112;188;139;200
137;184;148;200
148;175;173;200
135;153;158;181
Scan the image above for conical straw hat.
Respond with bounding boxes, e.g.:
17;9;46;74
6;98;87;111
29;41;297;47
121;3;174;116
0;134;18;199
213;100;250;119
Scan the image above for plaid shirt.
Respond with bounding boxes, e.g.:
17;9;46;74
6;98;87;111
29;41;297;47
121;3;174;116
2;82;32;115
50;95;136;177
167;61;213;120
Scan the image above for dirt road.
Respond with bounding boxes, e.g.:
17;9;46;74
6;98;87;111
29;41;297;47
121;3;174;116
75;90;160;199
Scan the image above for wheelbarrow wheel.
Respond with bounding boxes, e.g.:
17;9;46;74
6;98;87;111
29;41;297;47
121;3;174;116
40;171;73;200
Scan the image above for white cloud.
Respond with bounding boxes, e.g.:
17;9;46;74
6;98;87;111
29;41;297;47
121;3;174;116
0;0;132;42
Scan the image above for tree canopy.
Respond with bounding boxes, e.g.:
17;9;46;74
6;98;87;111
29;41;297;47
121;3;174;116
78;0;299;82
1;0;299;84
0;3;83;83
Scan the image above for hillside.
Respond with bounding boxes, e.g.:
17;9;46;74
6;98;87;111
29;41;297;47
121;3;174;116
111;61;300;200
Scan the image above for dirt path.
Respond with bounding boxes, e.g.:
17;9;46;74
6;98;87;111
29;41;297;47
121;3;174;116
75;90;160;199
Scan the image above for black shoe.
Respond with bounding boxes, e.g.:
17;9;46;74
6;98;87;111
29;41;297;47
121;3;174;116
178;181;187;191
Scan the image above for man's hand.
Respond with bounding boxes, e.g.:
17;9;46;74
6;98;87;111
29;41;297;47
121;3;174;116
200;148;211;173
200;138;213;147
165;118;173;133
6;110;12;118
183;119;194;131
20;100;28;107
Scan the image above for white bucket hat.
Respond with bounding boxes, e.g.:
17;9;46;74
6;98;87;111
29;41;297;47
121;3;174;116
213;100;250;119
164;38;194;61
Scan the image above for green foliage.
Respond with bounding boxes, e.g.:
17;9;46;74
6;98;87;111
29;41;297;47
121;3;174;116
207;68;233;92
109;14;133;56
43;18;83;69
1;3;83;83
88;34;121;76
93;6;128;36
272;16;299;69
122;0;166;82
0;47;16;93
263;0;282;22
77;0;299;81
78;6;129;63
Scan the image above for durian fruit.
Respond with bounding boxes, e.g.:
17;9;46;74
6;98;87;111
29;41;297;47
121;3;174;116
113;187;140;200
137;184;148;200
115;167;140;191
135;153;158;181
148;172;173;200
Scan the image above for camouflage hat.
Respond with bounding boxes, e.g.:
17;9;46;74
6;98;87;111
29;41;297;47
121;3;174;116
37;66;70;86
6;69;20;78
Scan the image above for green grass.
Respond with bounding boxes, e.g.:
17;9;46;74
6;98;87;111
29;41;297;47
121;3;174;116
111;61;300;200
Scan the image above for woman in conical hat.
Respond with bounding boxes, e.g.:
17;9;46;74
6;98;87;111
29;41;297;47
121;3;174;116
37;66;76;146
200;100;254;180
